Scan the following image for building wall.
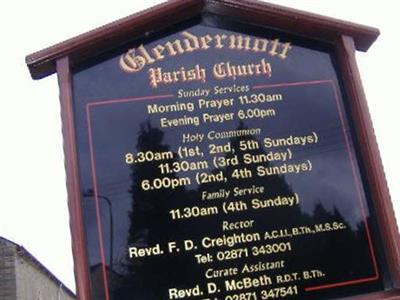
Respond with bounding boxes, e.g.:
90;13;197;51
14;252;75;300
0;241;16;300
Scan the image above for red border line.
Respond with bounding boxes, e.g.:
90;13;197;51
86;93;174;300
86;105;110;300
332;79;379;277
87;84;379;296
305;276;379;292
253;79;333;90
253;80;379;292
87;94;174;107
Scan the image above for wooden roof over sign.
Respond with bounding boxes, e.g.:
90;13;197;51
26;0;379;80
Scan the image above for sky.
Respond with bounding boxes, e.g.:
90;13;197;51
0;0;399;293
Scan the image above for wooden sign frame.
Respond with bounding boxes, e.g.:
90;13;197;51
26;1;400;299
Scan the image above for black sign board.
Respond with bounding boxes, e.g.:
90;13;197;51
26;1;400;299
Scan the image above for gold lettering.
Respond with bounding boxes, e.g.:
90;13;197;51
279;42;292;59
252;38;269;52
165;40;185;56
199;35;213;50
213;59;272;81
229;35;245;50
119;49;146;73
214;34;227;49
181;31;200;52
119;31;292;74
138;45;156;64
152;45;165;60
269;38;280;56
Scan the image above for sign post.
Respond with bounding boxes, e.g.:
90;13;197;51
27;1;400;299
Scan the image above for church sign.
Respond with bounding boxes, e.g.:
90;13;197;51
26;1;400;299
